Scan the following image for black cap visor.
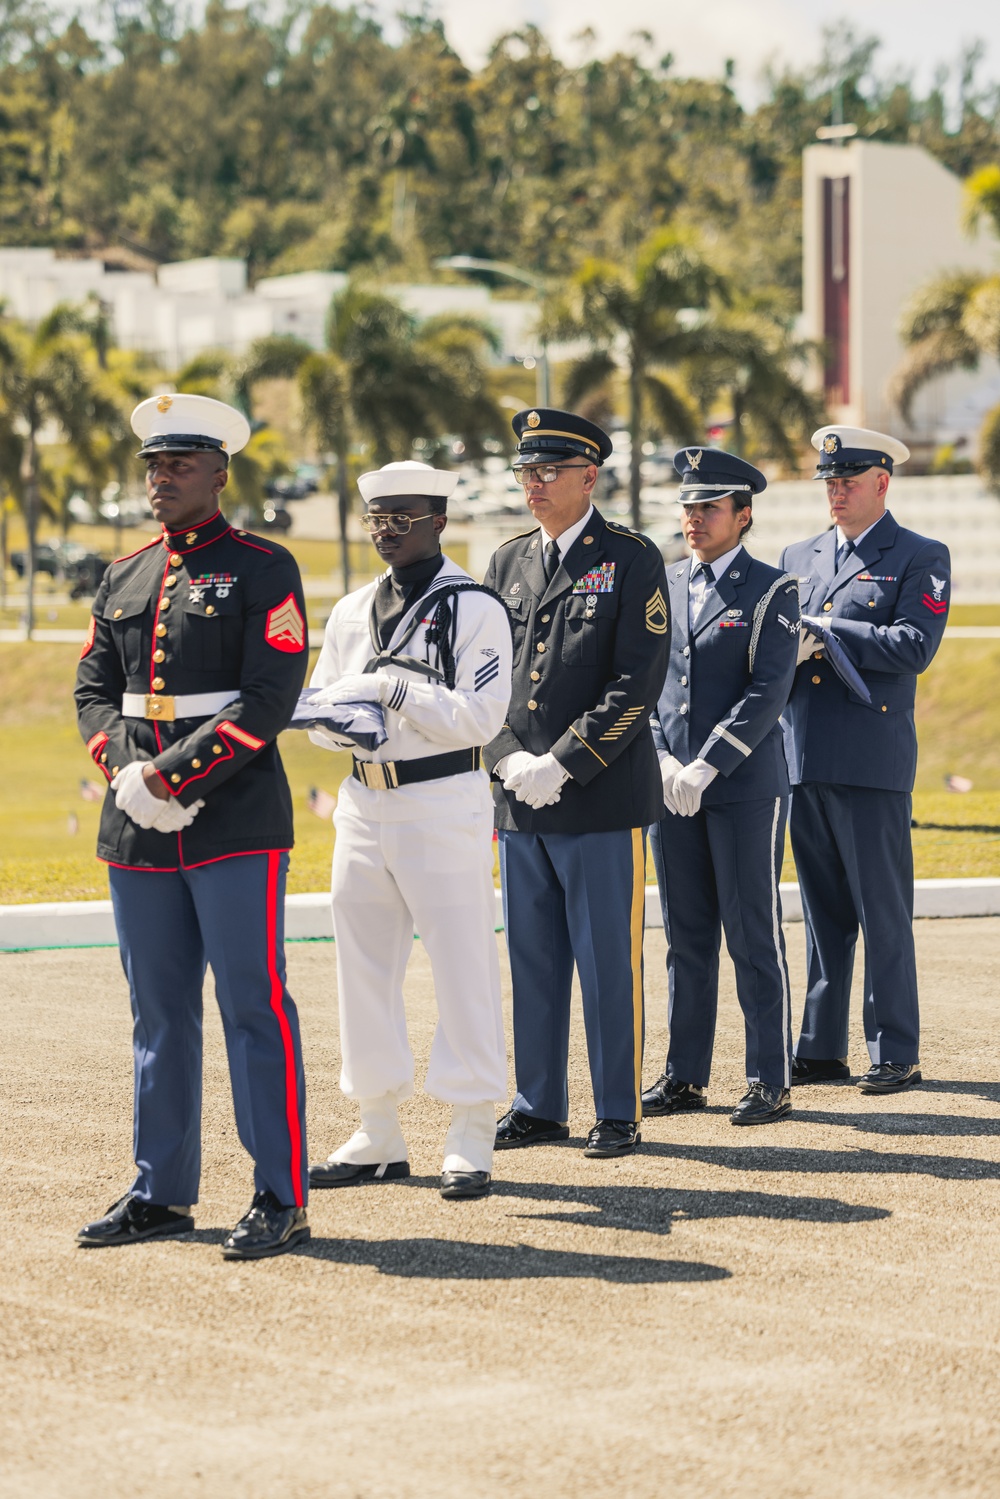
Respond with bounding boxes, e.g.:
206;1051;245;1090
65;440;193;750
138;434;230;462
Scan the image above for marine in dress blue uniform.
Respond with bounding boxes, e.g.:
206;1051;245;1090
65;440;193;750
74;394;311;1258
643;450;800;1126
781;426;951;1094
485;409;670;1157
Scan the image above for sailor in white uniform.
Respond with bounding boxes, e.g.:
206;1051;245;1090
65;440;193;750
306;462;513;1199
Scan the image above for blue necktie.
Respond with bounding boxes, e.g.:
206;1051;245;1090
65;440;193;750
835;538;855;571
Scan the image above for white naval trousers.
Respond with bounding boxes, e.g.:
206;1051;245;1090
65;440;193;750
329;770;507;1106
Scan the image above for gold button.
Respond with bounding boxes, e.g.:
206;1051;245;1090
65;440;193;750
868;600;875;608
213;744;222;754
530;670;540;682
155;623;167;637
583;536;593;545
112;766;119;775
822;602;833;612
527;699;538;710
237;530;246;536
185;531;197;544
536;642;545;653
165;574;177;587
169;553;182;566
812;651;822;660
881;705;887;713
680;675;687;687
170;773;181;784
541;614;550;623
205;605;215;616
192;758;202;768
153;649;165;663
100;753;107;763
812;674;821;684
159;598;170;611
113;608;123;619
151;676;165;691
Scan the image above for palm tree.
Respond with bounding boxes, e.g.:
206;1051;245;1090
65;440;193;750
0;311;128;637
549;229;735;529
889;168;1000;489
299;283;505;593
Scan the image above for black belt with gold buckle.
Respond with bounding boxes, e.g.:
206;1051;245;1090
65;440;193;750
352;746;481;790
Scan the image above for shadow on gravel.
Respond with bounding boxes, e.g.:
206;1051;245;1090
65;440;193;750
918;1080;1000;1105
489;1180;888;1234
293;1236;729;1282
639;1141;1000;1179
794;1110;1000;1137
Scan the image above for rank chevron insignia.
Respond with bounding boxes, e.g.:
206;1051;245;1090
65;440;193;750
645;587;668;635
265;593;305;652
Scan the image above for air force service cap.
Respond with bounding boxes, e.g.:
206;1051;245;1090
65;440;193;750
357;460;459;504
812;426;910;478
132;393;250;462
673;447;766;503
511;407;613;466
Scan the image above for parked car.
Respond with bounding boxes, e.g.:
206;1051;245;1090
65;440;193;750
10;540;109;595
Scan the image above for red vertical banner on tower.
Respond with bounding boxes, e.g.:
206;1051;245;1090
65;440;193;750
822;176;850;405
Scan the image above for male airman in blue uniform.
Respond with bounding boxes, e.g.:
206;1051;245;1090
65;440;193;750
485;409;669;1156
643;449;801;1125
781;426;951;1094
74;394;311;1257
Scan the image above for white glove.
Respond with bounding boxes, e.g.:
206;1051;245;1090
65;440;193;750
504;751;570;809
658;753;684;814
152;796;205;833
309;673;392;707
308;725;355;752
797;625;824;665
672;758;718;817
495;750;533;788
111;762;169;829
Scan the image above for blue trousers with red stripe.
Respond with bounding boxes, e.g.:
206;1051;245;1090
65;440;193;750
108;851;308;1208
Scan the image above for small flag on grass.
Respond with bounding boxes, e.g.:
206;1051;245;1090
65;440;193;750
80;779;104;802
308;786;337;820
67;812;79;835
945;774;974;793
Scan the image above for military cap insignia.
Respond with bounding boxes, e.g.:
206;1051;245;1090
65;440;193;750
645;587;668;635
156;394;173;413
265;593;305;652
526;411;541;428
685;449;702;469
823;435;839;454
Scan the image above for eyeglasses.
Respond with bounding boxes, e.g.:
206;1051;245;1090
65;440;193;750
512;463;592;486
359;512;436;535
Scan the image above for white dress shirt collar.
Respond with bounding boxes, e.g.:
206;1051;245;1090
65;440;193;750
540;503;595;560
688;541;744;586
836;511;888;550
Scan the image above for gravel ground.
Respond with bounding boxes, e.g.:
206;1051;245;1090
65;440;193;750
2;920;1000;1498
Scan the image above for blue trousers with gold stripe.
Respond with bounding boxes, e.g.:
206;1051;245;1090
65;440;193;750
498;828;645;1123
108;851;308;1210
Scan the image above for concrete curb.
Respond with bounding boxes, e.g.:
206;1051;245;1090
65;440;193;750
3;879;1000;952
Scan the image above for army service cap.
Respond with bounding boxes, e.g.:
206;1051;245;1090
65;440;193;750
673;447;766;503
511;407;613;466
812;426;910;478
357;460;459;503
132;393;250;462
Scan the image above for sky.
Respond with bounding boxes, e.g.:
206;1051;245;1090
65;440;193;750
370;0;1000;104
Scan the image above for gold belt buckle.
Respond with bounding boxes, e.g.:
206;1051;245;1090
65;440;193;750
358;760;398;790
145;693;176;722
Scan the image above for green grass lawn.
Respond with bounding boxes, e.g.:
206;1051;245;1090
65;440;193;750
3;630;1000;903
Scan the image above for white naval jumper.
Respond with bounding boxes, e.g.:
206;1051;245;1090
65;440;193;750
309;554;512;1109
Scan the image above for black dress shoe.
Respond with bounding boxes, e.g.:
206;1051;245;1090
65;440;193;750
309;1158;410;1188
584;1119;641;1156
221;1191;310;1260
792;1055;851;1084
440;1170;491;1200
641;1074;707;1116
731;1083;792;1125
495;1108;569;1149
77;1194;194;1247
857;1062;922;1095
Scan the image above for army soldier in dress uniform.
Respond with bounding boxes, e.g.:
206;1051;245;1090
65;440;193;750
306;462;512;1200
781;426;951;1094
487;409;669;1157
74;394;310;1259
642;449;800;1126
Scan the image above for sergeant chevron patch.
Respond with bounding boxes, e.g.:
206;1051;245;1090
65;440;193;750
475;657;500;691
645;588;668;635
265;593;305;652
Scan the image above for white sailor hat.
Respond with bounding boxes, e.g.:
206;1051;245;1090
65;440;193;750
357;460;459;504
812;426;909;478
131;394;251;461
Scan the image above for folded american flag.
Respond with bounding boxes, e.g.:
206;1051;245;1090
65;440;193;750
289;689;388;751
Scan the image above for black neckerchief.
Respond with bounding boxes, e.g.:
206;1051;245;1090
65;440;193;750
371;551;445;650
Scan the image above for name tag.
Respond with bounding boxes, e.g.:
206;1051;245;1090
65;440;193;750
573;563;615;594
